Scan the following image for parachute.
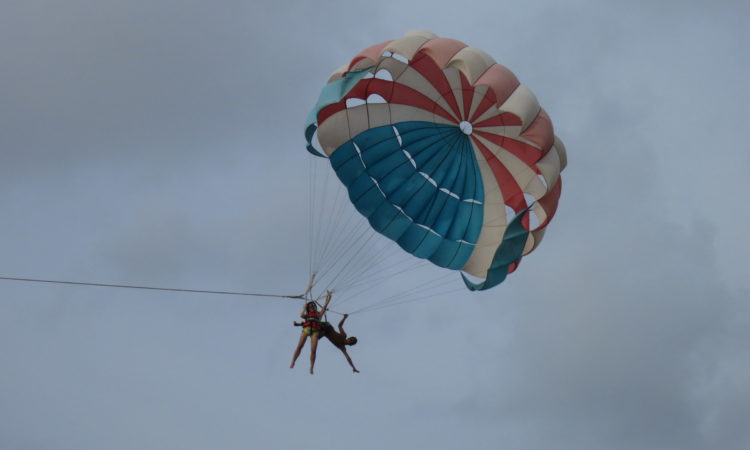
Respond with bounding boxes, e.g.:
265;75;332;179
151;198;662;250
304;31;567;293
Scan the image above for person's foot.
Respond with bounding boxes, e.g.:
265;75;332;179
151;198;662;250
290;362;295;369
309;367;314;375
353;368;360;373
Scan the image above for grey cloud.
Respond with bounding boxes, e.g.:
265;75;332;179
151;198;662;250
2;1;749;450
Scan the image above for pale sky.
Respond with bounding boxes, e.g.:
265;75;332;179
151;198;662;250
1;1;749;449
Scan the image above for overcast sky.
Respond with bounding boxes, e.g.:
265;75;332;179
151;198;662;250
1;1;749;449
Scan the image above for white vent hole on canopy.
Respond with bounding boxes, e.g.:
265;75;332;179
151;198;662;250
391;53;409;64
374;69;393;81
345;97;366;108
367;93;387;104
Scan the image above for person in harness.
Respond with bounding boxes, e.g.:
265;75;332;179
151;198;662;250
320;313;359;373
289;290;331;374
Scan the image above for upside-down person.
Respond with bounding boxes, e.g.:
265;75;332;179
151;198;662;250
320;313;359;373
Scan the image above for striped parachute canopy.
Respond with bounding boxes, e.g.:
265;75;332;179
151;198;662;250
304;31;567;291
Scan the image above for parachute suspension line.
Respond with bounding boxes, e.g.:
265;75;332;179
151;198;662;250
312;227;368;291
332;246;395;293
377;272;456;305
318;196;366;273
321;165;353;254
305;126;477;315
317;228;381;294
334;230;414;286
348;274;460;314
326;230;392;292
308;155;316;276
366;272;449;306
351;285;465;315
313;171;348;273
324;128;464;293
342;279;458;314
313;242;430;316
311;159;335;274
311;158;340;273
310;156;326;275
313;216;376;287
309;128;466;311
314;206;370;280
334;258;427;303
365;239;426;277
308;154;316;280
0;276;306;299
333;243;422;294
307;157;408;312
306;155;379;289
329;213;409;288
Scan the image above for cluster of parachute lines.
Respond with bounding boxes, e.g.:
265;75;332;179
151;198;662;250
303;155;468;316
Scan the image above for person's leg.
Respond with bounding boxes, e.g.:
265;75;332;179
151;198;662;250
290;332;307;368
309;333;319;374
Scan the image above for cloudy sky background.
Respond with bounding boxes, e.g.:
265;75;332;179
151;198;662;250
2;1;749;449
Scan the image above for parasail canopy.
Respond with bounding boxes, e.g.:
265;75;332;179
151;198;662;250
305;30;567;291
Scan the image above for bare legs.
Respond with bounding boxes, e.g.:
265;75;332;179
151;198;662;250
290;332;307;369
290;332;319;375
309;334;319;374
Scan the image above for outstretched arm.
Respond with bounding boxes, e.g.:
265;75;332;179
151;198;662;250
319;290;332;316
338;347;359;373
337;313;349;335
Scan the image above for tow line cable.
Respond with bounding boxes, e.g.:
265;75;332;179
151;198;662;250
0;275;349;315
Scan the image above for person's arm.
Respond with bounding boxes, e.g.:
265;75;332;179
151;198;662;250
319;290;332;316
337;313;349;335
